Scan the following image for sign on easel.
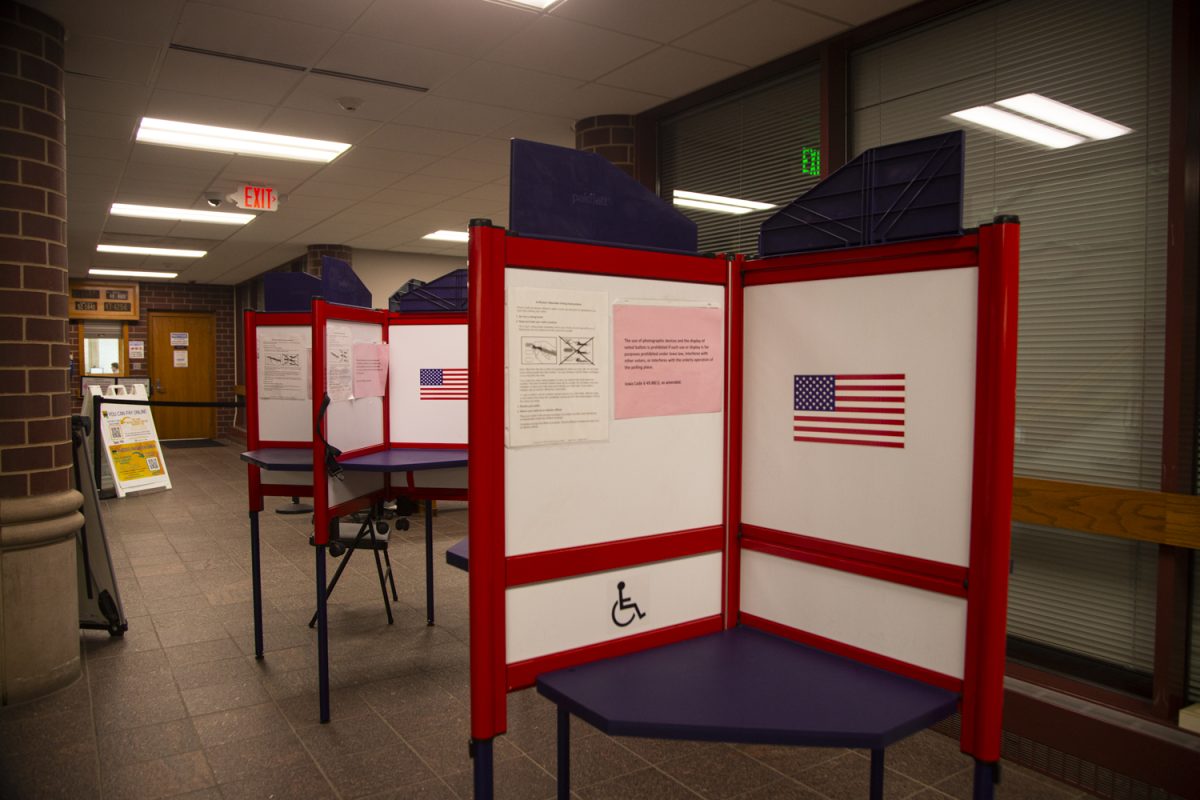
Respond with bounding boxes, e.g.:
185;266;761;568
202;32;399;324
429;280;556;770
95;385;172;497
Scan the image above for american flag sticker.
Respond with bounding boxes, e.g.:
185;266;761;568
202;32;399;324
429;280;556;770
419;368;468;400
793;374;905;448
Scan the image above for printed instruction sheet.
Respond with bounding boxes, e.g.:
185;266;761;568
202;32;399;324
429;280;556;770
508;286;609;447
613;303;723;420
258;330;308;401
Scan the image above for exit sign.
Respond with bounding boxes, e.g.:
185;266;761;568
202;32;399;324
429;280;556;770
232;184;279;212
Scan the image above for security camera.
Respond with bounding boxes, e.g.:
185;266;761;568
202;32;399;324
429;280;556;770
204;192;222;207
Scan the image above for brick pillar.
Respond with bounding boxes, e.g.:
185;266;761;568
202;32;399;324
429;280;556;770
575;114;654;191
305;244;352;276
0;2;82;705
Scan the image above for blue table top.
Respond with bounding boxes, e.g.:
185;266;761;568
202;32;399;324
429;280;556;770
241;447;467;472
241;448;312;470
340;448;467;471
536;626;958;748
446;537;469;571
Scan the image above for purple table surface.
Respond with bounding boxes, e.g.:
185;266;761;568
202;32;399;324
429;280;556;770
536;626;958;748
240;448;312;471
446;537;468;571
339;448;467;471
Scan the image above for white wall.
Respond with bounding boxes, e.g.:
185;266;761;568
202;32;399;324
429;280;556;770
352;250;465;309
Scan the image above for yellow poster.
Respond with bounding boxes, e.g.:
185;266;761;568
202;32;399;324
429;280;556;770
108;441;164;482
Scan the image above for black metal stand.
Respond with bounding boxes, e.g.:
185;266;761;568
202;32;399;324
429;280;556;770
425;499;435;625
472;738;494;800
557;708;570;800
316;541;330;724
250;511;263;659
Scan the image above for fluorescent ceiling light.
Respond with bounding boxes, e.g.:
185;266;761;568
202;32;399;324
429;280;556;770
995;94;1131;140
492;0;561;9
89;268;178;279
137;117;351;163
110;203;254;225
97;244;207;258
422;230;470;243
672;190;775;211
950;106;1085;149
673;197;754;215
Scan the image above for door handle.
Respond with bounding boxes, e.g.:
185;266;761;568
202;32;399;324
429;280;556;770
154;379;164;395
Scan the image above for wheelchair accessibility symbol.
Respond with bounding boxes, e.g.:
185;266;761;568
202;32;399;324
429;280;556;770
611;581;646;627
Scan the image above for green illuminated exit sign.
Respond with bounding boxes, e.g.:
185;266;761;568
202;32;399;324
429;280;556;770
801;147;821;176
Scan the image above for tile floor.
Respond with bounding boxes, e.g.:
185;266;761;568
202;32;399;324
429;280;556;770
0;442;1093;799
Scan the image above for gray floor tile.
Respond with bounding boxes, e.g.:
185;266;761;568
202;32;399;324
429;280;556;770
575;766;703;800
97;718;203;767
795;751;924;800
101;750;215;800
658;745;783;800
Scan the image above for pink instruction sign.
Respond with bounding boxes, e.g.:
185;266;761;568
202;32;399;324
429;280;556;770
613;304;724;420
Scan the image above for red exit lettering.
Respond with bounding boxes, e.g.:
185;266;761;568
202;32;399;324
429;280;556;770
234;184;278;211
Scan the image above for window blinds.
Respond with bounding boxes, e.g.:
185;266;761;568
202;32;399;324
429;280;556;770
850;0;1169;672
659;67;822;258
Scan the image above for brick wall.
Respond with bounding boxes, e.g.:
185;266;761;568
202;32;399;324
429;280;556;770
69;282;238;438
575;115;637;178
0;2;69;498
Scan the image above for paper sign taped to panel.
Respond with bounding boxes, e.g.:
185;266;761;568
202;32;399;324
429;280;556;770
613;304;723;419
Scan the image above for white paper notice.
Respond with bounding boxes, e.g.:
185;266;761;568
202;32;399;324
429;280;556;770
259;331;308;401
508;286;609;447
173;350;188;368
326;323;353;402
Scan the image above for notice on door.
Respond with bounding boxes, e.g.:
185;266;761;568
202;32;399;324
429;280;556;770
173;350;188;368
508;286;609;447
169;332;188;347
613;304;723;420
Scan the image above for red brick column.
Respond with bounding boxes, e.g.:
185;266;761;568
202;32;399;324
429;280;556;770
0;2;81;705
575;114;655;191
305;243;352;275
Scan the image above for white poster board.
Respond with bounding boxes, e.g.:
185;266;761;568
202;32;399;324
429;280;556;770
504;269;725;557
741;267;979;566
256;325;312;443
324;319;385;454
95;385;172;498
388;323;468;446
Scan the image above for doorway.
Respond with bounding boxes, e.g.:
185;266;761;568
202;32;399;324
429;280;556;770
148;312;216;440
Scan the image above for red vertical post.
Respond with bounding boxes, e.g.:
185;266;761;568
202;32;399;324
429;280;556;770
244;310;264;513
725;255;745;628
961;218;1020;761
311;300;330;545
468;221;509;741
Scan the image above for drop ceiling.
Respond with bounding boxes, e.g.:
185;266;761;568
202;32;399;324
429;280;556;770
32;0;917;285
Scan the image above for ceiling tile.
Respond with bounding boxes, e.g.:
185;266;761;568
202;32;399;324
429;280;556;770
192;0;374;30
65;110;138;141
263;107;382;144
395;96;521;136
778;0;914;26
488;113;574;146
597;47;744;98
434;61;584;116
674;0;848;66
144;89;275;129
65;34;160;85
349;0;536;57
485;15;659;81
101;216;177;237
120;160;215;190
553;0;754;43
334;147;438;174
67;135;134;162
282;73;424;122
33;0;184;46
67;156;126;178
174;3;341;68
155;49;303;105
289;180;379;201
461;182;510;202
63;75;152;116
274;194;357;214
219;155;326;183
417;157;507;183
366;187;454;207
449;137;511;166
388;173;482;197
357;124;478;156
558;82;667;118
315;164;406;188
316;35;473;92
129;141;232;170
433;195;504;215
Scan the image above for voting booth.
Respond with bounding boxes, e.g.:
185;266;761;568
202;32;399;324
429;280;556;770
242;265;470;722
466;138;1018;800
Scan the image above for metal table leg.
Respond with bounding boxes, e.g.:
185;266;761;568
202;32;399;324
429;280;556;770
249;511;264;659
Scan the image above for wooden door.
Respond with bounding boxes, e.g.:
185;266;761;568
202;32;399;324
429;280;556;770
149;312;216;440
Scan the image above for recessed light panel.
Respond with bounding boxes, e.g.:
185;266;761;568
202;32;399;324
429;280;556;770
137;118;351;163
89;268;178;279
97;244;207;258
422;230;470;243
110;203;254;225
950;107;1085;149
672;190;775;215
490;0;562;9
995;94;1131;140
